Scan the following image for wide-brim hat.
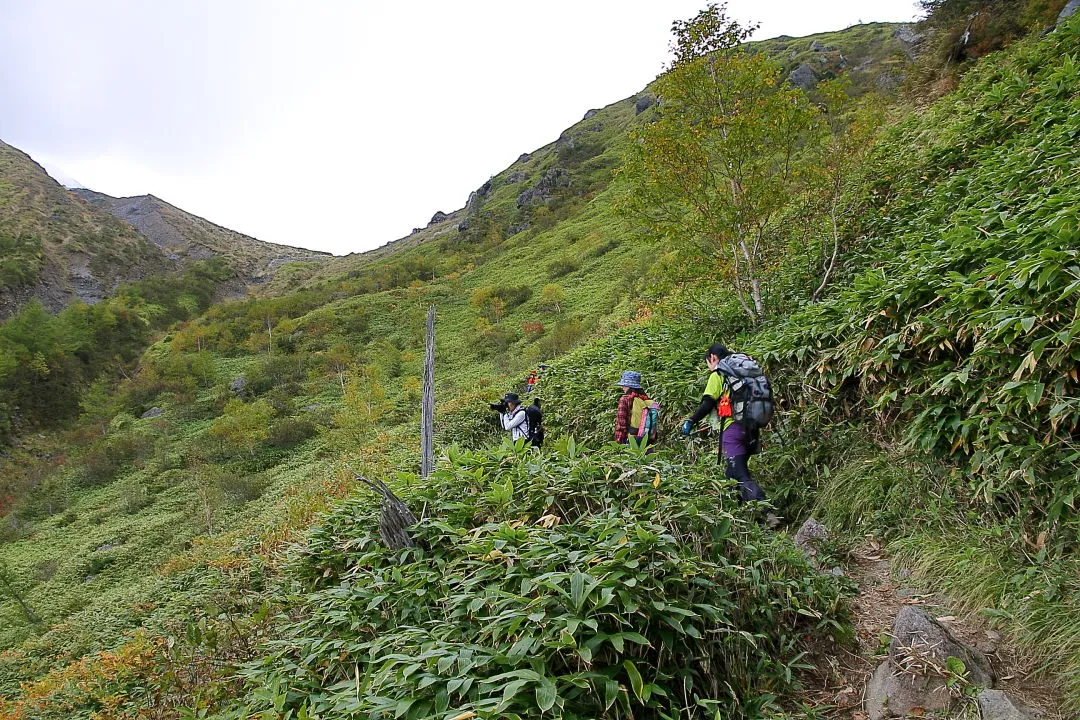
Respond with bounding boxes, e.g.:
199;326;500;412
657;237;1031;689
617;370;643;389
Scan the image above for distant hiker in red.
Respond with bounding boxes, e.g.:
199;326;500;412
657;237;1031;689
614;371;650;444
525;370;538;394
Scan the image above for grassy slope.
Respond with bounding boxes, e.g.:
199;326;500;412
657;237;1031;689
2;18;1077;717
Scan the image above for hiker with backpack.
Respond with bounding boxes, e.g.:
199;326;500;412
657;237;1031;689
680;343;778;526
614;371;659;447
489;392;544;447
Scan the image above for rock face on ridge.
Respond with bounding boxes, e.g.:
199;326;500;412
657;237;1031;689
0;139;172;317
72;189;330;287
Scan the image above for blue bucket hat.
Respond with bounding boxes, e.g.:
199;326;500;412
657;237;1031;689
617;370;643;389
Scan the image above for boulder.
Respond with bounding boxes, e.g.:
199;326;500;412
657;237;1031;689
634;95;655;114
866;607;995;719
140;406;164;420
810;39;827;52
517;152;531;163
457;219;470;232
977;690;1037;720
890;607;994;686
505;172;526;184
583;109;599;119
1058;0;1080;26
428;211;448;225
793;516;829;559
230;376;249;395
507;223;530;235
788;63;818;91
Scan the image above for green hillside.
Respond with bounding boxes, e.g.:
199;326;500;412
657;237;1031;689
0;6;1078;719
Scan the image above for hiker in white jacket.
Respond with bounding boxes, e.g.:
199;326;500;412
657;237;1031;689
491;392;528;441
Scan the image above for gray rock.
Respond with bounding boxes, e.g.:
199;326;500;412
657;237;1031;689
890;606;994;686
230;376;249;394
866;661;953;720
517;153;531;163
140;406;164;420
1058;0;1080;26
634;95;655;114
457;219;470;232
788;63;818;91
516;168;571;208
810;39;827;52
829;566;845;577
508;223;530;235
583;109;598;119
866;607;995;719
893;25;925;58
428;211;448;226
793;517;829;558
977;690;1037;720
95;542;116;552
505;172;526;184
466;180;494;213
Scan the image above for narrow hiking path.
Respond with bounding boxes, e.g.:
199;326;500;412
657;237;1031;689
798;537;1066;719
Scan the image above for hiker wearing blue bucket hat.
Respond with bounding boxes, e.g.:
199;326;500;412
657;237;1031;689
615;371;659;445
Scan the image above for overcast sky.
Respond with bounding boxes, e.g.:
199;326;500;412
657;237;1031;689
0;1;920;255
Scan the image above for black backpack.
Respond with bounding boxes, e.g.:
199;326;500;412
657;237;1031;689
524;399;544;448
716;353;773;431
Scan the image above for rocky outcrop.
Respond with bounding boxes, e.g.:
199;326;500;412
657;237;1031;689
810;39;829;52
428;211;448;226
788;63;818;90
583;109;599;120
230;376;249;395
893;25;925;58
466;179;494;213
505;172;526;184
517;153;531;163
140;407;165;419
516;168;571;208
634;95;655;114
866;607;994;719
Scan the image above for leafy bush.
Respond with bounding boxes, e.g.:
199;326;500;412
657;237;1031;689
267;417;317;448
547;256;580;278
231;441;850;719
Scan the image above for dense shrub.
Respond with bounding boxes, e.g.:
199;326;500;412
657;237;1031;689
230;442;850;719
267;417;317;448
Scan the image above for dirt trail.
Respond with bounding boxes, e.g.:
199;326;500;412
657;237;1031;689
800;538;1066;719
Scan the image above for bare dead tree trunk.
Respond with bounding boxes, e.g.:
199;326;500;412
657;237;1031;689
352;472;424;551
421;305;435;480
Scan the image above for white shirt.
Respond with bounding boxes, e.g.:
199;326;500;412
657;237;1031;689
500;407;528;441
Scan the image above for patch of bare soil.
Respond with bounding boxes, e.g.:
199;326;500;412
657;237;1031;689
798;538;1066;719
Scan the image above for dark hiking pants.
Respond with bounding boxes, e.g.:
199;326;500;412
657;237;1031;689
724;454;766;503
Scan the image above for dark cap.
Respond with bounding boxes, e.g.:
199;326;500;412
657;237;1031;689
502;392;521;404
704;343;731;360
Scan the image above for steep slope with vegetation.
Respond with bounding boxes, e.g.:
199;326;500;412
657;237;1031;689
0;5;1077;719
0;141;170;317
